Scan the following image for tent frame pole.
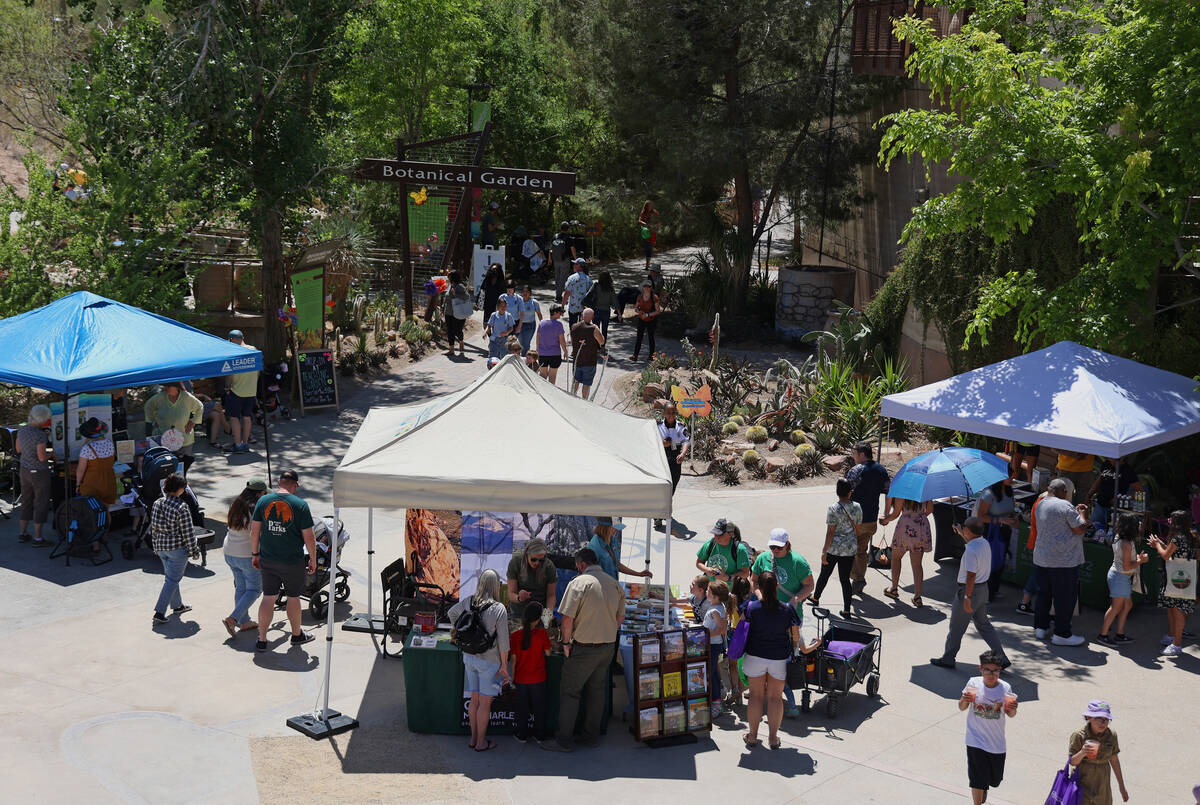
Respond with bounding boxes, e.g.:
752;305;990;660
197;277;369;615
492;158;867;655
341;507;384;636
286;504;359;739
662;503;672;628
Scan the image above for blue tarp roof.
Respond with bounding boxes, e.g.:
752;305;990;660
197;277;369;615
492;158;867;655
0;291;263;393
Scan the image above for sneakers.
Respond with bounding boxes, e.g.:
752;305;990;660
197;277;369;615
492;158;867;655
1034;628;1048;639
540;739;573;753
17;533;31;543
784;705;801;719
513;733;528;743
172;605;192;615
1114;633;1134;643
152;612;169;624
255;640;268;652
1096;634;1117;647
232;443;250;454
1161;643;1183;656
712;704;725;719
929;657;956;669
1160;634;1175;646
290;631;315;646
1051;634;1086;647
1015;602;1033;614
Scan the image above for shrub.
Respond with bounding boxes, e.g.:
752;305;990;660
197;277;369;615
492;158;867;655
776;463;801;486
722;421;740;435
746;425;769;443
690;416;722;462
715;460;741;486
742;449;761;467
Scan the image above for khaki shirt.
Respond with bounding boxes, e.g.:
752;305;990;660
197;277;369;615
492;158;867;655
559;566;625;644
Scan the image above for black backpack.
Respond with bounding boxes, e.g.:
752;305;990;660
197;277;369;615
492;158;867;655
453;601;496;655
702;531;753;572
582;278;599;308
551;233;571;261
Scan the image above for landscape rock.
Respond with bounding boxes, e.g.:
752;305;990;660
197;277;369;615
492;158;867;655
823;454;852;473
642;382;666;402
765;457;786;474
766;438;780;452
719;440;754;455
652;397;670;411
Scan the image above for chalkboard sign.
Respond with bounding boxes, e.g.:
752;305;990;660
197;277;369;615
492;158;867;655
296;349;339;414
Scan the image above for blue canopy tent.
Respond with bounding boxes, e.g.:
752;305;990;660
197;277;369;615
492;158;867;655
0;291;270;475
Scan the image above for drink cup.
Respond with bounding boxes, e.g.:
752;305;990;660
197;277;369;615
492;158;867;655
962;685;978;703
1004;692;1017;711
1084;739;1099;759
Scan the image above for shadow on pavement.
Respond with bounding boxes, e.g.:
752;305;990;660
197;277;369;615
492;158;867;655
737;745;817;776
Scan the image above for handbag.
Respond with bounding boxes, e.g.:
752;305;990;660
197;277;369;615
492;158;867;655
868;528;892;569
450;292;474;320
986;521;1008;575
726;614;750;660
1043;760;1082;805
1163;557;1198;599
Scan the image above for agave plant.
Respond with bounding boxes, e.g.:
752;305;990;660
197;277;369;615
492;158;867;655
715;460;741;486
836;377;883;445
775;462;801;486
809;424;841;456
796;447;825;478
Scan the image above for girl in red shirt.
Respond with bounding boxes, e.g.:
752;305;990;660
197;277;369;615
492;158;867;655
509;601;551;743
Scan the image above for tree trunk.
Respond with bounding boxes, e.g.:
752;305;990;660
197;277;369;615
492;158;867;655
259;207;286;362
724;37;753;313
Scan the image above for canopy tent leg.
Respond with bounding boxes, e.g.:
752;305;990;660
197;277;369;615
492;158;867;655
263;410;272;483
287;504;359;739
342;507;385;636
662;503;672;628
875;416;884;463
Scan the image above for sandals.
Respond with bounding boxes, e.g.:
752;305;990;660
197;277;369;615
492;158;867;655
883;587;900;600
769;739;782;750
743;734;761;748
475;739;498;752
912;595;924;608
222;617;237;637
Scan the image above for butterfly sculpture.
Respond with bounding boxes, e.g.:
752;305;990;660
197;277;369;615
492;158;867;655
670;383;712;418
409;186;429;206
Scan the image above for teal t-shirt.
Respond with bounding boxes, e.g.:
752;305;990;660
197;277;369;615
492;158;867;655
751;550;813;604
696;537;750;579
252;492;314;564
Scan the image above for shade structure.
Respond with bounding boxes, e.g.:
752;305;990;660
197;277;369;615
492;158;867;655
880;341;1200;458
0;291;262;392
334;355;674;517
889;447;1010;502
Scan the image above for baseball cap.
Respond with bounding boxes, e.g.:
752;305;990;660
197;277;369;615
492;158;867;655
596;515;626;531
572;257;586;265
488;201;500;209
768;528;789;548
649;263;663;272
246;478;268;492
559;221;570;229
711;517;733;535
228;329;244;340
280;470;300;483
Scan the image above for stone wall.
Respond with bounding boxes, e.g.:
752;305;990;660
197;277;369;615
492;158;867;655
776;266;856;338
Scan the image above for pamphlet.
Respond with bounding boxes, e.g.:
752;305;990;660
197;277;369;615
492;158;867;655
662;630;685;662
686;662;707;696
638;637;661;666
687;698;710;731
662;671;683;699
638;668;661;700
685;627;708;658
639;706;661;738
663;701;686;734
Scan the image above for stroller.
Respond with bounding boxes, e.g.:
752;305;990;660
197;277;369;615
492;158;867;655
277;515;351;619
254;361;292;426
122;445;212;564
797;607;882;718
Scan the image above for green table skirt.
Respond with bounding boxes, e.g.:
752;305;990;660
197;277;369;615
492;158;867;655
401;634;611;735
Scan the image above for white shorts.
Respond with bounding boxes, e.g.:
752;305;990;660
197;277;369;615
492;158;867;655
742;653;787;681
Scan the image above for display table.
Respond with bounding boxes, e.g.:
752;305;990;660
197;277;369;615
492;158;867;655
401;632;611;735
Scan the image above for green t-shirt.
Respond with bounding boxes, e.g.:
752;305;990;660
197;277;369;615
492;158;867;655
696;537;750;579
751;551;813;604
252;492;314;564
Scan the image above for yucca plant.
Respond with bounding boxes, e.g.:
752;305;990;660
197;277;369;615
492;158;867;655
715;460;741;486
775;462;801;486
809;424;840;456
836;377;883;445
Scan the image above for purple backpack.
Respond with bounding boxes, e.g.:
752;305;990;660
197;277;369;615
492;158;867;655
1044;761;1082;805
726;610;750;660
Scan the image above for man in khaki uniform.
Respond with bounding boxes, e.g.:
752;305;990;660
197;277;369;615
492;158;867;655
543;547;625;752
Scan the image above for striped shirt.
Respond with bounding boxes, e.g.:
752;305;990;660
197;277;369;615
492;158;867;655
150;494;199;557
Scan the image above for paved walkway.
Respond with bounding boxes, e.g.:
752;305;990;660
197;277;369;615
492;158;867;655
0;243;1196;802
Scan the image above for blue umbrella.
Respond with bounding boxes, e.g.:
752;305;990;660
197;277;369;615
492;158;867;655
888;447;1010;502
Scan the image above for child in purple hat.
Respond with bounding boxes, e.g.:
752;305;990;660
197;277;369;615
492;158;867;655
1069;700;1129;804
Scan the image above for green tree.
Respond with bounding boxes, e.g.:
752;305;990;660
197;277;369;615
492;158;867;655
580;0;889;309
879;0;1200;353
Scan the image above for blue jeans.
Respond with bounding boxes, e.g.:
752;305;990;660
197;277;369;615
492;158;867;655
155;548;188;614
488;338;507;359
517;325;534;354
225;554;262;625
709;643;725;702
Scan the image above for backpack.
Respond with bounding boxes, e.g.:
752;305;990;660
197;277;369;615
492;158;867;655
582;279;599;309
453;600;496;655
551;234;571;261
701;533;751;574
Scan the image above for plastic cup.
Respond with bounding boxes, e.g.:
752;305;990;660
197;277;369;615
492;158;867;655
1084;739;1099;759
962;685;978;703
1004;692;1017;707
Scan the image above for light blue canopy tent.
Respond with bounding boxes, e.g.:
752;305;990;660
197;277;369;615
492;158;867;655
0;291;262;392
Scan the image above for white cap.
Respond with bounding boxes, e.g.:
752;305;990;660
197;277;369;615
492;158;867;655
767;528;789;548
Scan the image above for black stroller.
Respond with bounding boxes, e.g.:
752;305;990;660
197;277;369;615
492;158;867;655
276;515;351;619
797;607;883;717
379;554;450;658
122;445;213;564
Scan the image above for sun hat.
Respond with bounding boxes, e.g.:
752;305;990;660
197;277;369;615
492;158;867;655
79;417;104;439
768;528;789;548
1082;700;1113;720
246;478;268;492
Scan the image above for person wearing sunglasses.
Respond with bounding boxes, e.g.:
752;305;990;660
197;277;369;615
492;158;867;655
507;538;558;616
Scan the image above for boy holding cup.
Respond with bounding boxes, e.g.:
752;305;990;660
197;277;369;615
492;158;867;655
959;649;1018;805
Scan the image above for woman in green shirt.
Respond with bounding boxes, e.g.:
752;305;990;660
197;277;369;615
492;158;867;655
695;518;751;582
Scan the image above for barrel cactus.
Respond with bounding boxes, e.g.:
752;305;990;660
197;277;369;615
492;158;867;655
746;425;769;443
729;415;746;426
794;443;815;458
791;429;809;446
742;449;761;467
722;421;740;435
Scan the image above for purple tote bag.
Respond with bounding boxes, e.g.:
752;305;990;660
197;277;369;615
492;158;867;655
1044;761;1082;805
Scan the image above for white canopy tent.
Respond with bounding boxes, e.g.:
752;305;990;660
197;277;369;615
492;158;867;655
308;356;674;731
880;341;1200;459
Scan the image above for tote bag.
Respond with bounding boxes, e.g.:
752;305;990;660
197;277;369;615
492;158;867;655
1163;557;1198;599
1043;761;1082;805
726;616;750;660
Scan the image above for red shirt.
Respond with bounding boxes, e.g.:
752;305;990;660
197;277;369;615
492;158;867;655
509;627;551;684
